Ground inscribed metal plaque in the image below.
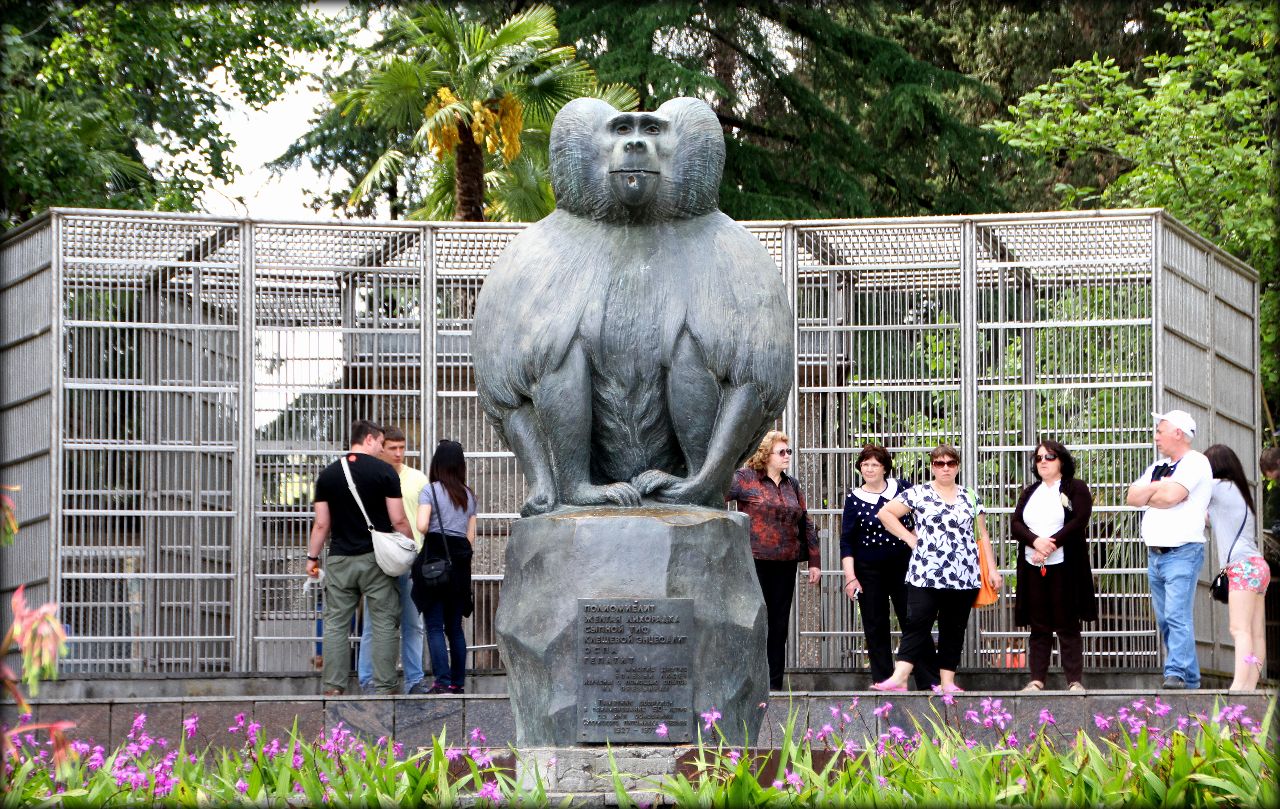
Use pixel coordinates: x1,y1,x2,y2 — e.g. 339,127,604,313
577,598,694,743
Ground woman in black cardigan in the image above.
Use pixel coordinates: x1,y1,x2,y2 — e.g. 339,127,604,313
1011,439,1096,691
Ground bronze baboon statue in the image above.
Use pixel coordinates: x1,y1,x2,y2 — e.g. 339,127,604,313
472,97,792,515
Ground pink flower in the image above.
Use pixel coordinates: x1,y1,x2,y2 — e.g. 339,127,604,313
771,780,783,790
1152,698,1172,718
235,779,248,794
1038,709,1055,725
182,715,198,740
228,713,246,734
1094,714,1111,730
1245,653,1260,666
727,749,741,765
130,713,147,739
445,747,462,761
477,779,502,803
873,702,892,718
655,723,668,738
700,708,722,729
471,727,487,743
964,710,980,724
876,775,888,788
941,691,956,706
950,756,959,769
785,769,803,790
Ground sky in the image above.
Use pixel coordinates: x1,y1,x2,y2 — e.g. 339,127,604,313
183,2,387,222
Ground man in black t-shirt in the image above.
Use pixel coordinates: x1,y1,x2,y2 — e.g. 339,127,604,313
306,420,413,695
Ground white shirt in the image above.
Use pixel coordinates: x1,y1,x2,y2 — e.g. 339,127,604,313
1134,450,1213,547
1022,479,1066,566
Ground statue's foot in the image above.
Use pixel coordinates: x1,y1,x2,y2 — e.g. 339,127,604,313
631,469,682,495
567,481,642,508
520,488,557,517
647,477,720,507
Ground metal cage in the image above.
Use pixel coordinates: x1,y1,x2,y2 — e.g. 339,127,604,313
0,208,1260,678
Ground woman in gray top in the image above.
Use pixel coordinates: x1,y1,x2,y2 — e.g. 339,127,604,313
412,440,478,694
1205,444,1266,691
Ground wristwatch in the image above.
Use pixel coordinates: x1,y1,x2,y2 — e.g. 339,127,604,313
306,555,320,562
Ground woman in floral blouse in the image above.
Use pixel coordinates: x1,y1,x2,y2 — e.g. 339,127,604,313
872,444,1001,692
727,430,820,690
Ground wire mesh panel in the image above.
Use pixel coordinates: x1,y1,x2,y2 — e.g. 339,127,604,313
970,215,1159,671
431,224,524,671
0,216,56,617
789,222,965,673
57,213,243,672
251,222,425,671
0,208,1260,678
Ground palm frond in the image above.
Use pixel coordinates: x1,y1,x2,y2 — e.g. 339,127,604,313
348,148,407,208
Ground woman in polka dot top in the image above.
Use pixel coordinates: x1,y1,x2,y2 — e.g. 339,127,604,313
839,444,922,687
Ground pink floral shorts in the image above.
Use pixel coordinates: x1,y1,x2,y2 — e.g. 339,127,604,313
1226,556,1270,594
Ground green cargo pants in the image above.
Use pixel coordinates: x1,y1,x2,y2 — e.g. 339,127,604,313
322,552,400,694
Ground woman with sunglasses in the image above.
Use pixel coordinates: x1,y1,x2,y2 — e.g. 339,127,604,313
728,430,820,690
1011,440,1095,692
872,444,1000,692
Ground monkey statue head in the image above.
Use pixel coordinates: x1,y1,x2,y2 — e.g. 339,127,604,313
550,97,725,223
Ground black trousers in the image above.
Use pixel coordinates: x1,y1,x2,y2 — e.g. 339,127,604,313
1022,562,1084,683
754,559,798,690
897,585,979,674
853,555,911,683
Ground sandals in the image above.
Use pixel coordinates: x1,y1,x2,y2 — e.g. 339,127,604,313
870,680,907,692
1021,681,1044,691
1068,682,1086,692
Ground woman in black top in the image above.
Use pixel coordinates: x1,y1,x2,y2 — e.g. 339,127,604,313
1011,440,1095,692
839,445,923,686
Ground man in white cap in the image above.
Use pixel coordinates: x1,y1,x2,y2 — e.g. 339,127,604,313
1126,409,1213,689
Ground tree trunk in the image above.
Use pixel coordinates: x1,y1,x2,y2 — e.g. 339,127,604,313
453,123,485,221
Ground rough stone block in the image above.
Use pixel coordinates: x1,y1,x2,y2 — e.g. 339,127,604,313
496,506,768,747
253,699,324,745
464,695,517,749
179,698,253,751
110,699,184,747
325,696,393,742
394,695,464,751
46,701,112,747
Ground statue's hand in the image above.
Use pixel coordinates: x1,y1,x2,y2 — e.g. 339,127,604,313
641,475,720,508
631,469,682,496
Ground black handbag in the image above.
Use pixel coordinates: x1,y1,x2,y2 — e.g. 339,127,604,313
1210,513,1247,604
414,484,454,598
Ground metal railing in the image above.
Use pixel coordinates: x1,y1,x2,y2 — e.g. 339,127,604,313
0,208,1260,677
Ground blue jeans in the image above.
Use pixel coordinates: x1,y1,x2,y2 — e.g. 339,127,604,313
423,597,467,689
357,573,425,690
1148,542,1205,688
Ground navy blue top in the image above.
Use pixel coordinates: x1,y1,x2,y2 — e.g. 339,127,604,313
839,478,913,564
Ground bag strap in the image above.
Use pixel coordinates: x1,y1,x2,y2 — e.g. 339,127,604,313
340,456,376,531
426,482,453,563
1220,512,1248,571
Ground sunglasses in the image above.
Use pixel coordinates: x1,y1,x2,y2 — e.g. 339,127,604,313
931,459,959,468
1034,452,1058,462
775,448,794,456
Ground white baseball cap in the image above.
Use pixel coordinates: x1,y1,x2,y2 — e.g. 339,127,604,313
1152,409,1197,437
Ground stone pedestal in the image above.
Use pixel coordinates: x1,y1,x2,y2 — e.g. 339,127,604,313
495,506,768,747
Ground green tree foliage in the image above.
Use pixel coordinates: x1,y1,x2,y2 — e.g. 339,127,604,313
333,3,635,222
879,0,1187,211
0,2,340,230
552,0,1009,220
987,0,1278,434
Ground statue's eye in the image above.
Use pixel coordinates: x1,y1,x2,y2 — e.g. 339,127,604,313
644,124,661,135
615,123,632,135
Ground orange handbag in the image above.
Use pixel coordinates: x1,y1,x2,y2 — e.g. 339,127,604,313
973,537,999,607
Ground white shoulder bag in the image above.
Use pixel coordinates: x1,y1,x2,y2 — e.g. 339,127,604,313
340,457,416,577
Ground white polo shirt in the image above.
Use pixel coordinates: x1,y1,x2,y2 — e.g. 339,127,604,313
1134,449,1213,547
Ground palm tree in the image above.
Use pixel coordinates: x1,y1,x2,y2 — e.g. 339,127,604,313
340,3,631,222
